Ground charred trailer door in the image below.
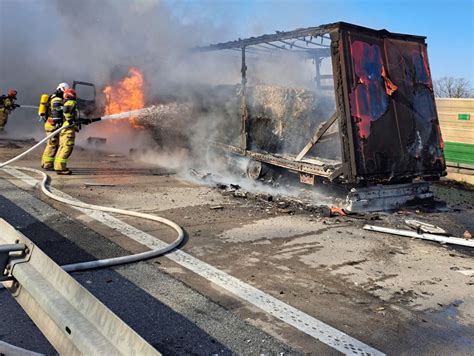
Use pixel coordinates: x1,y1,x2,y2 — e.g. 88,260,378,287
335,23,446,184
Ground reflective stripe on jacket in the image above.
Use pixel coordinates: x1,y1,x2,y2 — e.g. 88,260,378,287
63,99,78,123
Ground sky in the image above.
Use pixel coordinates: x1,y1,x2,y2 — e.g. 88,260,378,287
0,0,472,97
169,0,474,81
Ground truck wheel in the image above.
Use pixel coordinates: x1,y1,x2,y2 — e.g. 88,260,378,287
246,160,265,180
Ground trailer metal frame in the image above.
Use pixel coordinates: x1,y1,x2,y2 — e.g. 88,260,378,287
196,22,445,185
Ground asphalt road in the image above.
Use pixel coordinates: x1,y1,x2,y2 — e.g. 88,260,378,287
0,138,473,355
0,177,296,355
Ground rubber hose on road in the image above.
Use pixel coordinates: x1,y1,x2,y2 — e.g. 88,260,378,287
0,124,185,273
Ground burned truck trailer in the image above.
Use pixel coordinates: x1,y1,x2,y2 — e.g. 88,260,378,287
193,22,446,210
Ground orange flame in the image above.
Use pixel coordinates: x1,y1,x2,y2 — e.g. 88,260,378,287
103,67,145,127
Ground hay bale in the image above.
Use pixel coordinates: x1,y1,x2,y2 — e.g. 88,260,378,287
136,84,336,155
136,103,194,147
247,85,335,154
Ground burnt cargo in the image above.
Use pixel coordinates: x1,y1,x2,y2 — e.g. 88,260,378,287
192,22,446,185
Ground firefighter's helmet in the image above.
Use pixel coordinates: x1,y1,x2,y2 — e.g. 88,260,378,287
56,82,70,92
63,88,77,100
7,89,17,98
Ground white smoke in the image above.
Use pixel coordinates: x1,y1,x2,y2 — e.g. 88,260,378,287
1,0,337,205
0,0,231,137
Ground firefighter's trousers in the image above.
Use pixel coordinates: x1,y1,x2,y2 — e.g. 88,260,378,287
41,122,59,168
54,126,76,171
0,111,9,131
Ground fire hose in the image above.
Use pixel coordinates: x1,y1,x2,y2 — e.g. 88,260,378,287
0,108,185,274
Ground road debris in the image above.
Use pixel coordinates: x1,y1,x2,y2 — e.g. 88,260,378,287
83,182,116,187
0,138,37,150
463,230,472,239
210,205,224,210
190,168,211,180
330,206,347,216
364,225,474,248
216,183,227,190
405,219,448,235
86,137,107,147
233,191,247,198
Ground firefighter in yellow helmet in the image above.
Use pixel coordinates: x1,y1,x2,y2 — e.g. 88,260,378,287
0,89,19,132
54,88,78,175
41,83,69,170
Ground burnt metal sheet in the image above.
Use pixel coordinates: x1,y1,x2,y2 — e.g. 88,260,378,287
338,25,446,183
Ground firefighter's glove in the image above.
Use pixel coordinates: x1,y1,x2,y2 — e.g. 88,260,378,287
71,121,82,132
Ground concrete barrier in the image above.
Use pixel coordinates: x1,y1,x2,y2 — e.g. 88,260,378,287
437,98,474,184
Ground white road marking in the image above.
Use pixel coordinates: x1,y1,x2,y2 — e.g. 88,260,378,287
1,167,384,355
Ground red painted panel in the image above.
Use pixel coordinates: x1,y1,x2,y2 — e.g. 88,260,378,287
349,41,398,139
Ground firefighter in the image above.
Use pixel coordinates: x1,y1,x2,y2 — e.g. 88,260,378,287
54,88,78,175
41,83,69,170
0,89,19,131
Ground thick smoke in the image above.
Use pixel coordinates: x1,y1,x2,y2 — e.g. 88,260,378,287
0,0,231,136
1,0,338,201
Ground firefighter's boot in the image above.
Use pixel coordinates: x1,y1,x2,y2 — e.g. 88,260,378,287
56,168,72,175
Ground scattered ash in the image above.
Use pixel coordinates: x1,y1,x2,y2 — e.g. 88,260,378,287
210,179,385,222
433,178,474,192
431,180,474,211
217,181,328,216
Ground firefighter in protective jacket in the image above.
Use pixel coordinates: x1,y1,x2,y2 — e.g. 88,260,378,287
0,89,19,131
41,83,69,169
54,88,78,175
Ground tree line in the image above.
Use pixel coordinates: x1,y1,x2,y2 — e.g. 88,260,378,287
433,77,473,98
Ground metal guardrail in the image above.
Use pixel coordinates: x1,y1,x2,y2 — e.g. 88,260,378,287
446,161,474,172
0,340,44,356
0,218,160,355
0,243,27,282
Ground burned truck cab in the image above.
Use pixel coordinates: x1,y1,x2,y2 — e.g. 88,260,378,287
197,22,446,211
72,81,97,117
